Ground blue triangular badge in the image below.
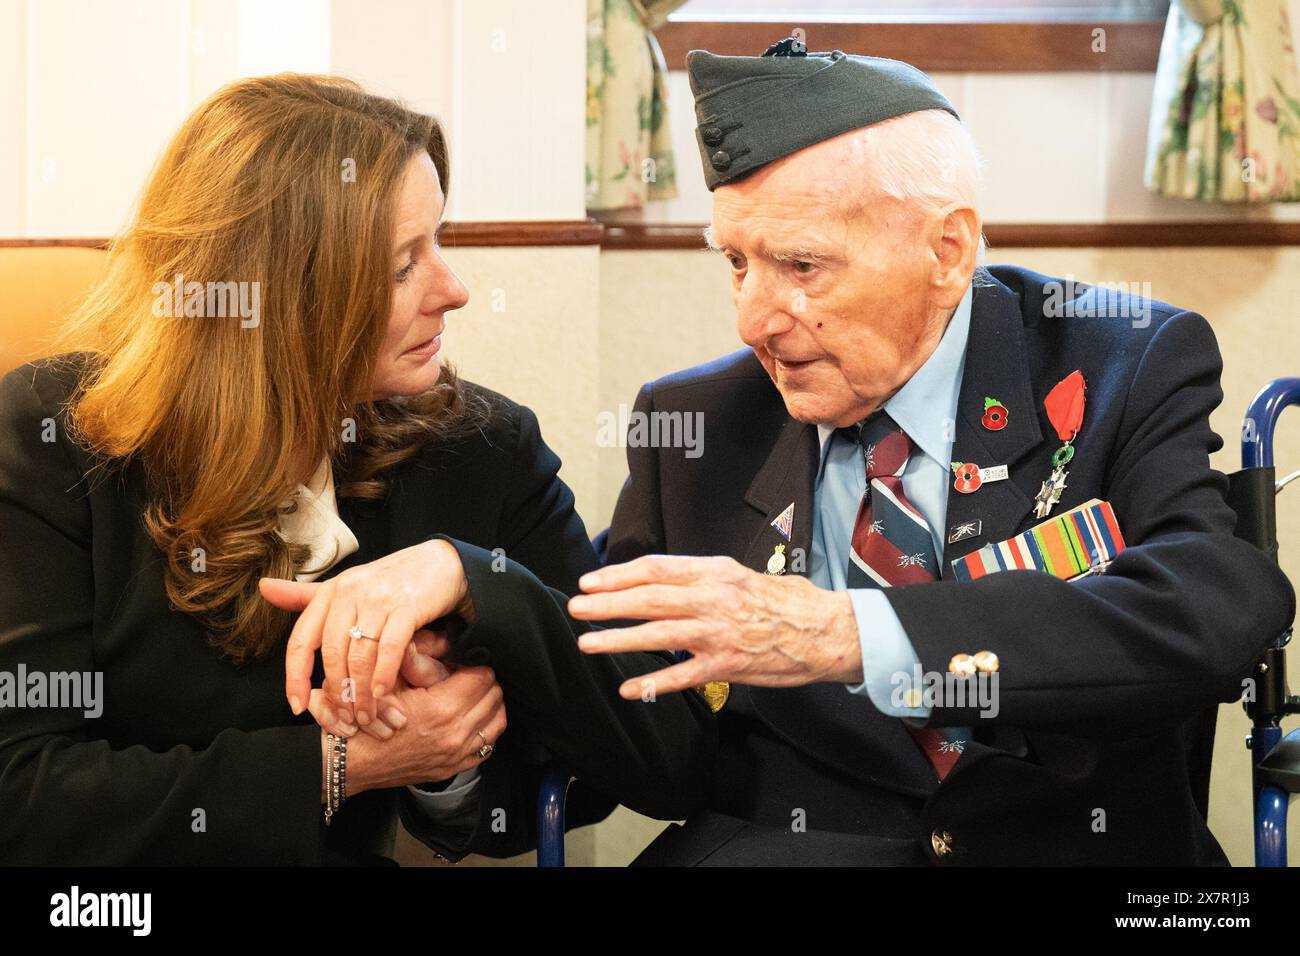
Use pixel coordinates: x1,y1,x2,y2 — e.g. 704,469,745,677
770,502,794,541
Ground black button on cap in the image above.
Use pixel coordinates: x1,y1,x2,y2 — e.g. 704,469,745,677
701,125,724,146
711,150,731,170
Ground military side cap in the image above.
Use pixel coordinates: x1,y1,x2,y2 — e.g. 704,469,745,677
687,36,960,190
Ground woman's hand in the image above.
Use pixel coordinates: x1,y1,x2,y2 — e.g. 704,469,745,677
259,539,475,728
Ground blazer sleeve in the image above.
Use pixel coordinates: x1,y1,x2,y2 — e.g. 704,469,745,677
886,312,1296,738
0,368,327,865
399,401,716,861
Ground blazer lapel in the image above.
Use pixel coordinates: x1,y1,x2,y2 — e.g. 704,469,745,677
727,415,816,740
933,275,1049,766
940,276,1046,577
741,415,818,577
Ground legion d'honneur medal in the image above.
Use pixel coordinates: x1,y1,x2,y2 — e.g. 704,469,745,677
1034,370,1086,519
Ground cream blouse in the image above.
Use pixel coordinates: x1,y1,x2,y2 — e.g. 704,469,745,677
277,457,359,581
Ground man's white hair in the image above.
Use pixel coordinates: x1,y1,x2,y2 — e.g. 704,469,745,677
846,108,990,273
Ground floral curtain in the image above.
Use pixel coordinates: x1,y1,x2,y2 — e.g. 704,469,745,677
1145,0,1300,202
586,0,687,211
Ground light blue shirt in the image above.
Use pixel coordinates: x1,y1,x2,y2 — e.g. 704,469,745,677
807,281,974,725
406,768,480,816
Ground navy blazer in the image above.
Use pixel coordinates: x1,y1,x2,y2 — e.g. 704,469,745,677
600,264,1296,866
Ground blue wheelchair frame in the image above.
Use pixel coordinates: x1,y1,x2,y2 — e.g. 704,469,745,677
1241,378,1300,867
533,379,1300,868
536,767,570,867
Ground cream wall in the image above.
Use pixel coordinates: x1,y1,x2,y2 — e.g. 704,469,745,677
0,0,587,233
443,245,603,534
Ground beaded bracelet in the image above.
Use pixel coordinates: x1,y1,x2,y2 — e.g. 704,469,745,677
323,732,348,826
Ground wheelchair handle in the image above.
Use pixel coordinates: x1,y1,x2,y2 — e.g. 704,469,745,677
1243,377,1300,469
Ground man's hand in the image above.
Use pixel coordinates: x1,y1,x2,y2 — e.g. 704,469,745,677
335,663,506,796
568,555,863,699
305,629,452,738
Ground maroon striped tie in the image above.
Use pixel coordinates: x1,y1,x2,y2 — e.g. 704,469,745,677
843,411,960,781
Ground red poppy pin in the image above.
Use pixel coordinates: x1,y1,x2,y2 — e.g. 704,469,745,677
951,461,983,494
981,396,1008,431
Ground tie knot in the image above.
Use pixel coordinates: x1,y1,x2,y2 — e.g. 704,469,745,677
843,409,912,478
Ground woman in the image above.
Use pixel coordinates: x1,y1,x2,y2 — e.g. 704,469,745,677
0,74,713,865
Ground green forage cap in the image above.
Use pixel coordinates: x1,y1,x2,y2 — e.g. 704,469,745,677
687,36,959,190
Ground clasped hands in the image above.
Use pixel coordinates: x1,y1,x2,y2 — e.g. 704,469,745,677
259,539,505,795
259,544,864,793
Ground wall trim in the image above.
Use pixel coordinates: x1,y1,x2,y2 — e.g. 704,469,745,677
7,220,1300,251
442,220,604,246
655,20,1165,73
0,220,606,251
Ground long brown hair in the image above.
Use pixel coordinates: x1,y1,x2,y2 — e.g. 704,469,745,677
48,73,489,664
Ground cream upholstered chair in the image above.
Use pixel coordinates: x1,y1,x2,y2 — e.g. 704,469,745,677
0,243,108,375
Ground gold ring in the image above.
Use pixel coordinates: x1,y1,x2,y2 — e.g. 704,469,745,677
476,730,494,760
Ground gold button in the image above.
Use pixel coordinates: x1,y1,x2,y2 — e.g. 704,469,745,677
931,829,954,857
903,687,923,708
972,650,1000,673
948,653,976,678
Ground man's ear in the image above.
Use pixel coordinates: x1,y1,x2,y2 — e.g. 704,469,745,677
930,205,980,306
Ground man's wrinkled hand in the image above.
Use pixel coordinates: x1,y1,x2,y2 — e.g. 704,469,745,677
568,554,863,699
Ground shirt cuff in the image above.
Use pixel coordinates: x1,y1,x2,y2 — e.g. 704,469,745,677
843,589,931,720
405,768,483,817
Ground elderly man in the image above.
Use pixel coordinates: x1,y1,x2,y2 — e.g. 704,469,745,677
570,39,1295,865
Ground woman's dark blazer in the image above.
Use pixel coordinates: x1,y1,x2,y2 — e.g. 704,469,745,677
0,353,716,865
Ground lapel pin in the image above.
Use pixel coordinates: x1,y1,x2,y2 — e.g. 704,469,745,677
951,461,1009,494
948,519,983,544
697,680,730,713
981,396,1009,431
1034,370,1086,519
770,502,794,541
766,543,787,575
765,502,794,575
